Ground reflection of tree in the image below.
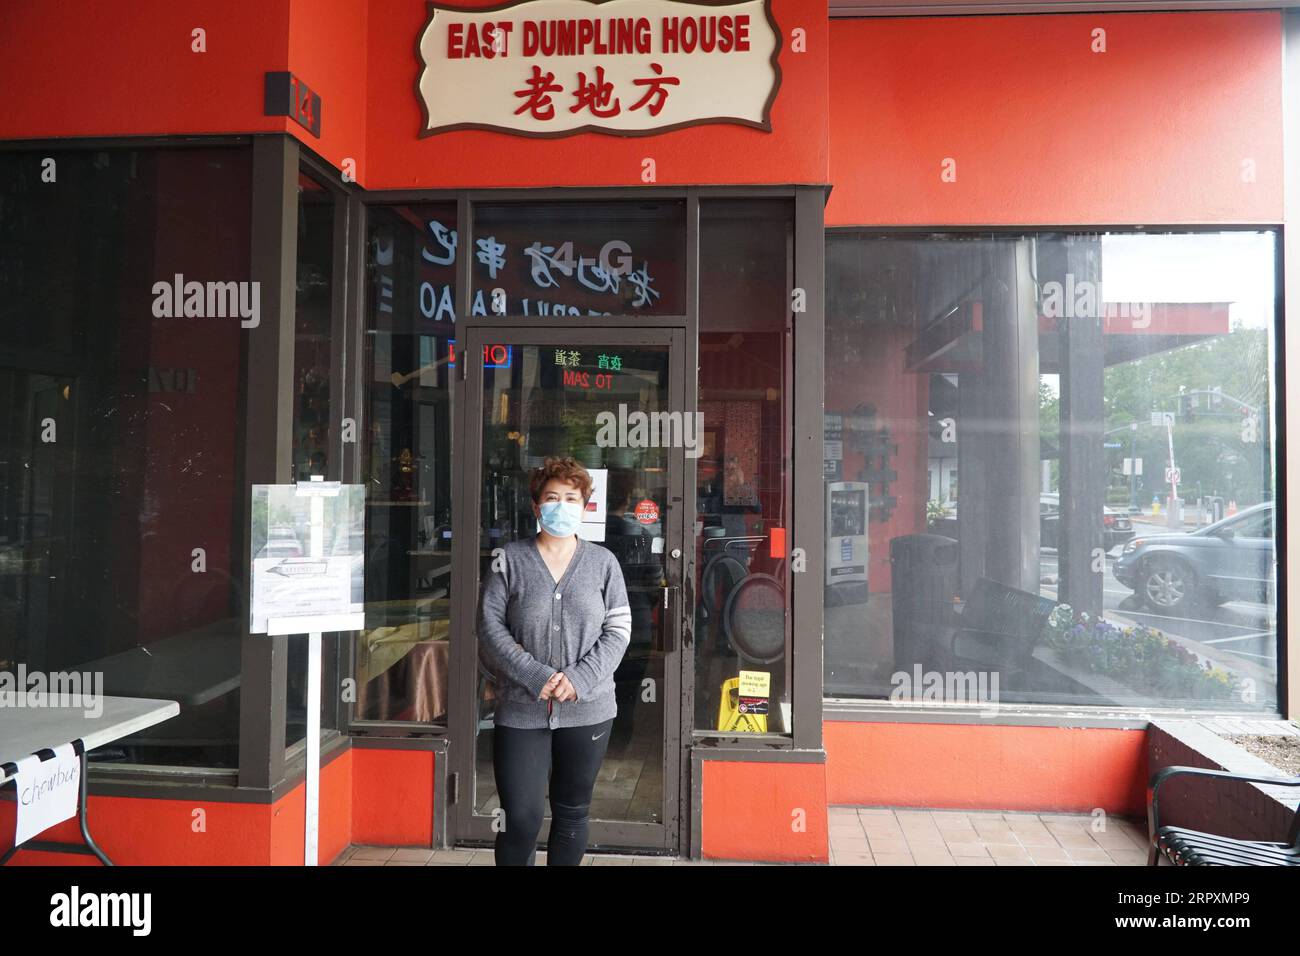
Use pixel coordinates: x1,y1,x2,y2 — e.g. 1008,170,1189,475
253,487,364,556
1103,328,1271,506
251,493,269,551
268,499,296,527
1040,329,1272,507
482,426,519,472
560,405,598,453
1039,379,1060,491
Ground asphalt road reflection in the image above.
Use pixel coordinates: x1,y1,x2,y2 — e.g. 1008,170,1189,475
1037,549,1276,669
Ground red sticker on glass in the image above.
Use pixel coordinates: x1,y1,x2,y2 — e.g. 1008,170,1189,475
769,526,786,558
634,499,659,524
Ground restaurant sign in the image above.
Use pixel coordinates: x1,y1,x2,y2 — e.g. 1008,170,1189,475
416,0,781,137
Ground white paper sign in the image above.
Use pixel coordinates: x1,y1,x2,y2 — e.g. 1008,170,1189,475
577,467,608,542
249,484,365,634
584,468,608,523
251,556,359,633
417,0,780,137
13,744,80,846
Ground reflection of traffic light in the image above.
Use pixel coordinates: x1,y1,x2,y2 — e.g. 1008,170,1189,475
1178,393,1196,423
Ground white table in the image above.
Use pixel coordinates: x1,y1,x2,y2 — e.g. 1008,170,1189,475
80,624,241,706
1,696,179,865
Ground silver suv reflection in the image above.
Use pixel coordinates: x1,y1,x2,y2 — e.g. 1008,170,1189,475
1112,502,1275,615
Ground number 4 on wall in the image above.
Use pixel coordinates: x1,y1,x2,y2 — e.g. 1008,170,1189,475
265,71,322,138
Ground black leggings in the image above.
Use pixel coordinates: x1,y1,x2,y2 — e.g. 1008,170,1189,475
492,717,614,866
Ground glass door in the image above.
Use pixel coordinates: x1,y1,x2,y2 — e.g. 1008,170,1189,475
452,325,686,853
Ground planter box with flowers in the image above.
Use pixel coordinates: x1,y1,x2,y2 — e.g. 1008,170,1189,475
1040,604,1241,704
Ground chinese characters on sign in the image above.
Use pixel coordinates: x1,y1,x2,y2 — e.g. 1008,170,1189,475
554,350,624,389
514,61,680,121
417,0,779,137
395,220,660,321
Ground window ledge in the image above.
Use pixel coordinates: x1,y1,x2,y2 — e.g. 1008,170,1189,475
823,697,1283,730
85,731,352,802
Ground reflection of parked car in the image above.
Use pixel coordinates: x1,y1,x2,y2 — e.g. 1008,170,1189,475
260,525,304,559
1113,502,1275,615
1039,494,1134,551
928,496,1134,551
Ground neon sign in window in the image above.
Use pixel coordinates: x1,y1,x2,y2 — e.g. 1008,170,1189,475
448,340,512,368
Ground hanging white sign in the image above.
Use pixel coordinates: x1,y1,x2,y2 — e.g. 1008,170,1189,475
249,483,366,635
416,0,781,138
577,467,608,541
13,744,81,846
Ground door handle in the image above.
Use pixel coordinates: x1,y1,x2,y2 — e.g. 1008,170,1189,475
660,585,679,653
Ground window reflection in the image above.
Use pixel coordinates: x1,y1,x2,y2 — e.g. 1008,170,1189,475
694,199,795,733
471,201,686,315
824,231,1279,711
357,204,458,723
286,171,337,748
0,147,253,767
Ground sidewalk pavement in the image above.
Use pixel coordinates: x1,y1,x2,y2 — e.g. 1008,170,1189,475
333,808,1149,866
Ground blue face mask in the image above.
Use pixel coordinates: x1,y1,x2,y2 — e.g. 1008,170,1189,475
538,500,583,537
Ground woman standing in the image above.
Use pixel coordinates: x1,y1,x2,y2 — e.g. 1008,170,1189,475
477,456,632,865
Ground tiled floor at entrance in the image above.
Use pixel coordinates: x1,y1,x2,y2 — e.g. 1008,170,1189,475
332,808,1149,865
472,687,665,823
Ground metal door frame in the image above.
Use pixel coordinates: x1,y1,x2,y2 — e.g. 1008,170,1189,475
449,323,689,853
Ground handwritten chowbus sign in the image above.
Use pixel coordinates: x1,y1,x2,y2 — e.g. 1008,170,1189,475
416,0,781,137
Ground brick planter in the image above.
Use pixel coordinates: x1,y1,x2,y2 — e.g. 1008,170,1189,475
1147,719,1299,843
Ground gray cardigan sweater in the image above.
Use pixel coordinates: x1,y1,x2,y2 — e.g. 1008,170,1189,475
477,536,632,729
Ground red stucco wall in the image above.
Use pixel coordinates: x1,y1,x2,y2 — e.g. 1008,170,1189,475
828,11,1283,226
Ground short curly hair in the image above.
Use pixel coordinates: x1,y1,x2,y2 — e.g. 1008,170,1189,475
529,456,594,504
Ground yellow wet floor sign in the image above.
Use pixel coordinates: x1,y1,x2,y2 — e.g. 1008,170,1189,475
717,674,769,733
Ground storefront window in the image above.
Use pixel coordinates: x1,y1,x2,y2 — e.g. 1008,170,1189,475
286,170,338,748
694,198,795,733
824,230,1279,712
0,146,253,767
291,172,334,482
357,203,458,722
471,201,686,315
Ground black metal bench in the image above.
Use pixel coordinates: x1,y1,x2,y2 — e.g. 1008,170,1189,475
1147,766,1300,865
